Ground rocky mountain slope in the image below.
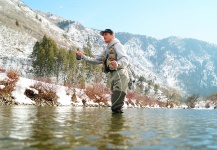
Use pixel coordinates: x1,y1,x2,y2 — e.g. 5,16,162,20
115,33,217,96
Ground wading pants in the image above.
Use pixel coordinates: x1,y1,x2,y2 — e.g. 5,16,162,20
110,69,129,113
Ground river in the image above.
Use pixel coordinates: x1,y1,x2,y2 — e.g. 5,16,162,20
0,106,217,150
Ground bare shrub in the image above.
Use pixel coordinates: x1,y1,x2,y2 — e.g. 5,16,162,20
205,93,217,102
126,91,167,107
25,81,59,106
167,100,180,108
0,68,6,73
205,93,217,108
186,94,199,108
6,69,20,81
85,84,111,105
126,91,136,102
134,94,150,106
0,69,20,95
205,102,210,108
157,100,167,107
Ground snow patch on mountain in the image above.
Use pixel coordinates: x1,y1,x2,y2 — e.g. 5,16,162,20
0,24,36,58
125,38,153,69
63,22,105,53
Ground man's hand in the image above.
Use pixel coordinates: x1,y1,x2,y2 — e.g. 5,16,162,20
109,61,118,68
76,51,84,57
76,51,84,60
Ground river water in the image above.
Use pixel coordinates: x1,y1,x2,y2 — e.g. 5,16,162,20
0,106,217,150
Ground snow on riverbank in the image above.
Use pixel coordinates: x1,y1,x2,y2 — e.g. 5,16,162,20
0,72,215,109
0,72,104,106
12,77,34,104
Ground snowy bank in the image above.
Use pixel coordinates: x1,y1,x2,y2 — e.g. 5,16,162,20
1,72,216,109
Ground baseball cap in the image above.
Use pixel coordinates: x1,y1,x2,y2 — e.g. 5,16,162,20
100,29,114,36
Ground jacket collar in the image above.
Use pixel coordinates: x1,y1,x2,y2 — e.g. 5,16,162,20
107,38,120,48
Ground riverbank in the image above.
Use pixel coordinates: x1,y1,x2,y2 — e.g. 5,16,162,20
1,72,216,109
0,71,166,108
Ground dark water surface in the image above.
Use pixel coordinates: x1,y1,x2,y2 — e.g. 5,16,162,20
0,106,217,150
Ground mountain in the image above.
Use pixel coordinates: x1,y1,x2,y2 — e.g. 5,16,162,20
0,0,79,76
115,33,217,96
1,0,217,97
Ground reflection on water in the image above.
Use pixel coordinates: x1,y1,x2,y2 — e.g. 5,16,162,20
0,106,217,150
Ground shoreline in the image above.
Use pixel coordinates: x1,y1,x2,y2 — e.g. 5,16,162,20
1,99,216,110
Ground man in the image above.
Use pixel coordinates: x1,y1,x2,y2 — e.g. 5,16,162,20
76,29,129,113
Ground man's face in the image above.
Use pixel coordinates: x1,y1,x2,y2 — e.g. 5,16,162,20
103,32,114,43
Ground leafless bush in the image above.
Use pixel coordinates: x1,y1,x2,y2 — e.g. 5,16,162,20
0,69,20,95
186,94,199,108
85,84,111,105
126,91,136,102
126,91,167,107
25,81,59,106
6,69,20,80
167,100,180,108
205,102,210,108
205,93,217,102
0,68,6,73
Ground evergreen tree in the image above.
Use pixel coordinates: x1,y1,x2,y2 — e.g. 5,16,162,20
83,42,95,80
31,35,58,77
15,20,19,26
55,48,64,81
154,84,159,93
67,49,77,85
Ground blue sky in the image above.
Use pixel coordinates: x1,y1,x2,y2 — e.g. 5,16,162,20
21,0,217,44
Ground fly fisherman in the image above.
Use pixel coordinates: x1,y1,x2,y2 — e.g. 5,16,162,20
76,29,129,114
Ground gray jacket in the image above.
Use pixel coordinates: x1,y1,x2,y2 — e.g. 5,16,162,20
83,38,129,69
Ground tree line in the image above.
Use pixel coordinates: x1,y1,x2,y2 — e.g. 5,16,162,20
31,35,103,87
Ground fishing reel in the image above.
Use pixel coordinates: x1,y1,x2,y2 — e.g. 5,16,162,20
76,54,82,60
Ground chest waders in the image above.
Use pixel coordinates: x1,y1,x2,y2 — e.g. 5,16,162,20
102,43,129,113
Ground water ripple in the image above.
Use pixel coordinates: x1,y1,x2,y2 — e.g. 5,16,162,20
1,106,217,149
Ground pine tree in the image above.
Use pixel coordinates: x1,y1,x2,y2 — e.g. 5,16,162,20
67,49,78,85
15,20,19,26
31,35,58,77
83,43,94,80
154,84,159,93
33,46,46,76
54,49,64,81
